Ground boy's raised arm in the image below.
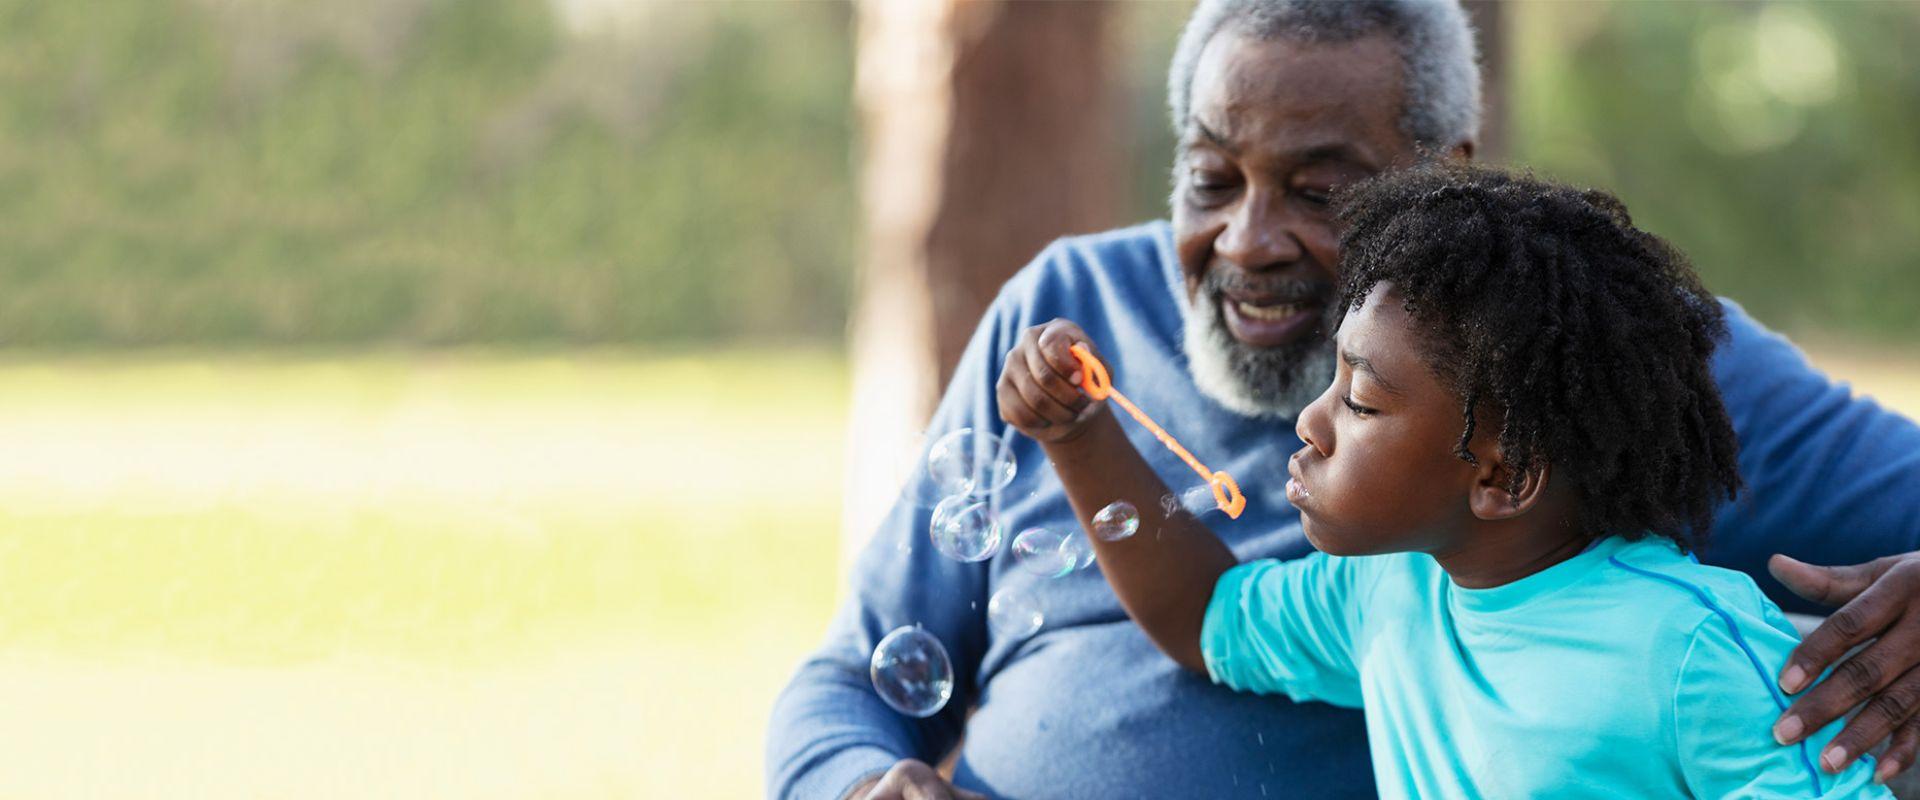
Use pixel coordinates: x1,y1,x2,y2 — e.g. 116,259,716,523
996,320,1238,672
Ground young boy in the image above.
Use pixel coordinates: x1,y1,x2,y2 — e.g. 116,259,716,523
997,165,1888,798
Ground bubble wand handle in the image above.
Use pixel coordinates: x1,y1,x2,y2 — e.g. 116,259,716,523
1068,343,1246,519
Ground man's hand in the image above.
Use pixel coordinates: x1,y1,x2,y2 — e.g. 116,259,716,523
1769,553,1920,783
996,319,1108,445
844,759,988,800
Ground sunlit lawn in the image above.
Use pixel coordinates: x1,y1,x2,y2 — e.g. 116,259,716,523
0,344,1913,799
0,350,845,799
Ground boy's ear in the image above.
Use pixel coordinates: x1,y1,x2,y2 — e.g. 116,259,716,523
1468,455,1550,522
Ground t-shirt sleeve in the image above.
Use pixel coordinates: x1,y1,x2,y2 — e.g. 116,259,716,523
1199,552,1376,708
1674,610,1891,799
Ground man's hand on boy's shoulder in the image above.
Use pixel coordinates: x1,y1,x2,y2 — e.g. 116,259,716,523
1769,552,1920,782
997,318,1111,446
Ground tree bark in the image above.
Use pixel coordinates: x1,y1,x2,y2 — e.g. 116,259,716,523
842,0,1120,559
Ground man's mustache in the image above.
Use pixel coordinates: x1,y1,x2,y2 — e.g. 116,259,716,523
1200,270,1334,303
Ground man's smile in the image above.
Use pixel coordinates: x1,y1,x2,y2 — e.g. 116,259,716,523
1211,276,1332,348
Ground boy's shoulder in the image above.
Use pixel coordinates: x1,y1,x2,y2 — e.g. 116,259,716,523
1592,538,1799,664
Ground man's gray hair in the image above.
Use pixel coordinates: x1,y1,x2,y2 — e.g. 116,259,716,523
1167,0,1482,150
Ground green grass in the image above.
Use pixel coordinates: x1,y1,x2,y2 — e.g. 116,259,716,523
0,349,846,798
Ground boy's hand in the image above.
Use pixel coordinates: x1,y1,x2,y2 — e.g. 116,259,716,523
997,319,1109,445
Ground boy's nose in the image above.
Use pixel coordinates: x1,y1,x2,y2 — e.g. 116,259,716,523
1296,387,1334,457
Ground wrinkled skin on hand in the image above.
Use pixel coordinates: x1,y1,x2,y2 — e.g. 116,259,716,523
1770,553,1920,783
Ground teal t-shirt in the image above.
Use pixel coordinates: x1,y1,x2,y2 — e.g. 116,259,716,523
1201,536,1889,799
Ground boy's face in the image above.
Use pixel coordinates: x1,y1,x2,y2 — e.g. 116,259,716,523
1287,285,1482,556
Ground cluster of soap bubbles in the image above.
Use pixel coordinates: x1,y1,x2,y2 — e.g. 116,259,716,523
874,430,1169,716
919,428,1017,562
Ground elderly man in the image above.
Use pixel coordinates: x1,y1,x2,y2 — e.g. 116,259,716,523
769,2,1920,798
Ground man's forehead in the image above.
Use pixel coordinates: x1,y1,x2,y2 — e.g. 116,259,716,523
1185,31,1406,161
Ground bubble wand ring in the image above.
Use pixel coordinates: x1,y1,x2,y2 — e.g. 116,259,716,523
1068,343,1246,519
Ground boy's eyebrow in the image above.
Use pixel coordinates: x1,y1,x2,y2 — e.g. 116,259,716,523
1342,349,1404,397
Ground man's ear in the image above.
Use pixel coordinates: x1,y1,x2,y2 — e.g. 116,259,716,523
1468,456,1549,521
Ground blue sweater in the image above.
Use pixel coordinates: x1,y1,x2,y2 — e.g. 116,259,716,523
766,221,1920,800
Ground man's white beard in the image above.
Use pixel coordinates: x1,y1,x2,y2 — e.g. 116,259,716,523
1182,288,1336,420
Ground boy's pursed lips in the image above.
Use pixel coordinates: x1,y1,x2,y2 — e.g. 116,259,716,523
1286,450,1313,506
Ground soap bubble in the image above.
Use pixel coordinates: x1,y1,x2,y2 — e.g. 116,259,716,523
930,495,1003,562
1160,492,1183,518
1010,527,1076,578
1182,484,1219,516
926,427,1016,498
987,587,1044,638
870,625,955,718
1165,484,1220,519
1092,501,1141,542
1061,529,1096,571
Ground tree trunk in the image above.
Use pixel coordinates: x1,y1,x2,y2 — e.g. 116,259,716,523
841,0,1120,560
1462,0,1508,161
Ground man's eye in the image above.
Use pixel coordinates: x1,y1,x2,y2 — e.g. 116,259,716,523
1342,395,1375,417
1297,186,1333,207
1187,171,1236,197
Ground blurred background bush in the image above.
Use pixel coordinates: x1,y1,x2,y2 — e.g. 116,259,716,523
1,1,1915,798
4,1,1916,348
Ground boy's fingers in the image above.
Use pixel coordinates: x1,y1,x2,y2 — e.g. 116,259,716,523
1036,323,1090,380
1024,341,1088,410
996,370,1047,430
1009,356,1080,425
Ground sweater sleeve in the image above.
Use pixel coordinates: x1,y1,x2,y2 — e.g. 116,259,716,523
1701,299,1920,614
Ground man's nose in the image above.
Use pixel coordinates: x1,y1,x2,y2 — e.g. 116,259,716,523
1215,191,1305,272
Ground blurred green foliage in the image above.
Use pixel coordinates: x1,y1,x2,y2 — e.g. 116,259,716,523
1512,1,1920,341
0,0,853,346
0,1,1913,348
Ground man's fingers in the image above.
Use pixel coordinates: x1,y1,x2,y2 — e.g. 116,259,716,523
1877,715,1920,784
1778,606,1920,743
1809,659,1920,773
1780,568,1913,695
902,784,952,800
862,760,953,800
1771,554,1884,609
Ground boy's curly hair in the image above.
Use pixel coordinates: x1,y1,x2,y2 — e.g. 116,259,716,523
1333,164,1742,549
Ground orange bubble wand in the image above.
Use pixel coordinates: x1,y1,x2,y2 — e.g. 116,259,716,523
1068,343,1246,519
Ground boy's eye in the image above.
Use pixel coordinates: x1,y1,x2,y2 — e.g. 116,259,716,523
1342,395,1375,417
